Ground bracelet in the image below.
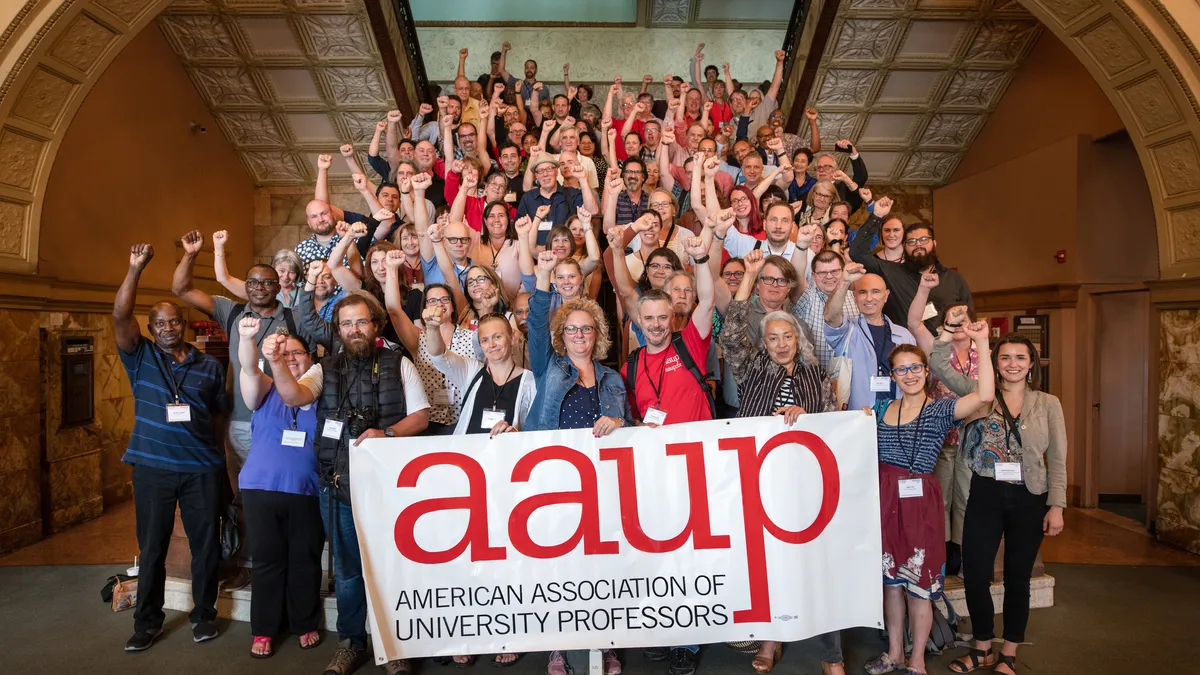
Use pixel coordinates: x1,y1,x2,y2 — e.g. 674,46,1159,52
713,232,726,241
692,254,711,265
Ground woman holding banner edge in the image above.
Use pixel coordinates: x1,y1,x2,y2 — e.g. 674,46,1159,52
864,327,993,675
525,246,632,675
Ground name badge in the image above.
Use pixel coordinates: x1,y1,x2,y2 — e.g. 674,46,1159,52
870,376,892,392
538,220,554,231
166,404,191,423
480,408,506,429
995,462,1023,482
432,389,452,406
898,478,924,499
921,302,938,322
281,429,307,447
643,407,668,426
322,418,344,440
258,358,266,372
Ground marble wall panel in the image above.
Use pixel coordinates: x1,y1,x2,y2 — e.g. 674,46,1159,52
1157,309,1200,554
47,452,103,532
1156,466,1200,555
1160,360,1200,421
1161,309,1200,363
1158,414,1200,476
0,359,42,417
0,468,42,552
0,414,41,475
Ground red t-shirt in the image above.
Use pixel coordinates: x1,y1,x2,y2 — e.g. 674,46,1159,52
620,320,713,424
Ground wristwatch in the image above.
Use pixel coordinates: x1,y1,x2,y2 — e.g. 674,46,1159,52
384,428,396,438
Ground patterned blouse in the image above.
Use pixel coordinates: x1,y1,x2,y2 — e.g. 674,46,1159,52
415,327,475,426
930,343,978,448
963,408,1026,483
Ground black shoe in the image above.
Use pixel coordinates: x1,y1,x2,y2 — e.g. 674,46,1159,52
125,628,163,652
644,647,670,662
946,541,962,577
667,649,698,675
192,620,219,643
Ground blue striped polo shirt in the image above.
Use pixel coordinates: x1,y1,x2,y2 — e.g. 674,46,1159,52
119,336,228,473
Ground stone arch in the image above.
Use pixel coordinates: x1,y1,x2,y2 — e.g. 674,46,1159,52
0,0,174,274
1017,0,1200,278
2,0,1200,277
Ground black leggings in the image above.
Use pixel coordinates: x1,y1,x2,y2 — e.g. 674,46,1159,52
961,473,1047,644
243,489,325,637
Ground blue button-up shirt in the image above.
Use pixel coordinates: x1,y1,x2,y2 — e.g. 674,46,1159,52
824,314,915,411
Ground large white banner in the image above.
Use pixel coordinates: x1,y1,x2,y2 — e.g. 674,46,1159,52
351,412,882,662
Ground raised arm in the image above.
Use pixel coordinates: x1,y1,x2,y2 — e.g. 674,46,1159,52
383,249,420,356
514,215,536,277
114,244,153,353
721,250,764,383
339,143,364,176
328,222,366,291
824,261,864,328
447,160,469,224
907,269,939,355
602,168,620,233
296,262,333,349
315,153,332,203
805,107,821,152
428,222,469,312
172,230,216,317
369,118,386,164
606,223,641,314
952,322,995,420
706,210,734,314
456,47,468,80
530,82,544,126
422,304,449,357
498,41,513,80
236,316,272,411
263,333,315,407
659,134,676,191
410,172,435,262
578,206,601,277
849,197,890,273
766,50,785,103
682,233,715,337
211,231,248,300
384,110,402,168
562,62,571,100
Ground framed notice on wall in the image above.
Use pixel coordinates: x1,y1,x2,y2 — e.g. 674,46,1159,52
989,316,1009,339
1015,314,1051,392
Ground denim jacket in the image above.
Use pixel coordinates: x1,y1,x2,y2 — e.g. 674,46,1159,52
524,289,632,431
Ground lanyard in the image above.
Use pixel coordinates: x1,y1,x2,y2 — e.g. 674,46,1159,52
996,393,1023,456
152,345,193,404
484,362,518,407
858,321,890,376
895,395,927,475
287,406,300,431
641,348,668,407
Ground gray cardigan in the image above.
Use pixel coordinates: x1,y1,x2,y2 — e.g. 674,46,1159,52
930,340,1068,508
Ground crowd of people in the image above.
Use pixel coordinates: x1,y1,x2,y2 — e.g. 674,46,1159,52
114,41,1068,675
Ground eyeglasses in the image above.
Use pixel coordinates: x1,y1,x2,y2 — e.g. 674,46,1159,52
426,296,453,306
814,192,834,199
721,271,745,279
338,319,372,329
892,364,926,376
534,167,556,175
647,263,675,272
282,350,309,359
758,275,789,287
813,269,843,278
465,276,493,288
512,308,530,316
731,197,750,205
445,236,471,245
245,279,280,289
563,325,594,335
905,236,933,246
649,201,672,209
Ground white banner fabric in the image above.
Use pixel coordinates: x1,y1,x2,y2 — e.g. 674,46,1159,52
350,412,883,662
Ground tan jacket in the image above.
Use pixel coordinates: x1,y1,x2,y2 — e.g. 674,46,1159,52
931,340,1068,508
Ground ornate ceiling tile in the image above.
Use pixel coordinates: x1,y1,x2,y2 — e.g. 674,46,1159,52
809,0,1041,185
48,12,119,74
160,2,399,186
159,15,240,60
651,0,692,25
830,19,901,63
815,69,878,106
1150,137,1200,198
93,0,160,26
1076,16,1146,78
1117,75,1183,136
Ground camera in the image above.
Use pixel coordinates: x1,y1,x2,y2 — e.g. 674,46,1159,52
345,406,378,439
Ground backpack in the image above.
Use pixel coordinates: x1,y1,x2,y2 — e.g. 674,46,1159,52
899,595,964,655
625,331,715,419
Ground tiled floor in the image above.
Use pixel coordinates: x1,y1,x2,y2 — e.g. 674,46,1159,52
2,500,1197,567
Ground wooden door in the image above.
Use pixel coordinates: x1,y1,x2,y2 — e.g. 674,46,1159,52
1095,291,1149,498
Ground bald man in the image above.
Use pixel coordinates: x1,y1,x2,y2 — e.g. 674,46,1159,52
115,244,229,652
823,263,915,411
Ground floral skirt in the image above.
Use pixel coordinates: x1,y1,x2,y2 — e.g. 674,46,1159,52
879,462,946,600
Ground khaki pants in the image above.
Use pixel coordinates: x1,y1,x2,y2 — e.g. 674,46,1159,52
933,441,973,544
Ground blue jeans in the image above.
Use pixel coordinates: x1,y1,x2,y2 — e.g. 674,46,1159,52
320,488,368,649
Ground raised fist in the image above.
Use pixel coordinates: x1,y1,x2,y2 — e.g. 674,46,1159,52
535,204,551,220
437,96,448,110
874,196,894,218
237,315,261,338
262,333,288,363
375,120,387,132
459,48,469,59
385,249,405,268
339,144,354,157
775,49,786,62
843,262,866,284
410,172,432,191
129,244,154,269
348,222,369,239
212,230,228,249
373,208,395,222
536,250,557,273
181,230,204,255
306,260,324,285
351,173,367,190
388,110,402,123
422,305,445,327
335,221,349,237
804,107,818,121
419,103,433,116
920,268,940,290
682,235,707,259
317,154,332,170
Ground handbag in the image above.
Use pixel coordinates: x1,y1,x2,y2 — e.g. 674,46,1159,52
827,336,853,410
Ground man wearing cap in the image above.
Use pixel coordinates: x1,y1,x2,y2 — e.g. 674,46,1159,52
516,153,600,246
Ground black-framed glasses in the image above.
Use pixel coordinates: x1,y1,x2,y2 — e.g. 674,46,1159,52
813,269,843,278
445,236,471,245
905,236,932,246
564,325,595,335
426,296,453,306
721,271,745,279
465,276,493,288
338,319,372,329
245,279,280,289
758,275,789,287
647,263,675,272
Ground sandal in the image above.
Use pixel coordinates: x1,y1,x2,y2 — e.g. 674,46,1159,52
299,630,322,650
453,655,478,668
492,653,523,668
751,642,782,674
864,653,905,675
994,654,1017,674
949,649,995,673
250,636,273,659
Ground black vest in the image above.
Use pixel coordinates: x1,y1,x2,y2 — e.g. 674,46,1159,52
316,346,409,503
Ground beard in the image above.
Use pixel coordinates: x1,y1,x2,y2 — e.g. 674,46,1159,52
343,331,377,358
903,247,940,274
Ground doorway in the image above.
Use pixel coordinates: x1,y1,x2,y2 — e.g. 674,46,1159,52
1093,290,1151,526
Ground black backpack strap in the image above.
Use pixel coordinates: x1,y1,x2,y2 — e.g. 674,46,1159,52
462,366,488,408
224,302,247,340
671,331,715,417
625,346,643,419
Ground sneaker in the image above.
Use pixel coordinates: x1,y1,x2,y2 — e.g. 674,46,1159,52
220,567,253,592
667,648,698,675
324,642,369,675
547,650,569,675
643,647,670,662
192,621,219,643
124,628,163,652
604,650,622,675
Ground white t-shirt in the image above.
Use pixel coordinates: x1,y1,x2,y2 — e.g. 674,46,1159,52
298,355,430,416
723,226,797,262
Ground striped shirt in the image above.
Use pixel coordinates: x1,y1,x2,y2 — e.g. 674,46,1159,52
119,337,228,473
876,397,958,474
